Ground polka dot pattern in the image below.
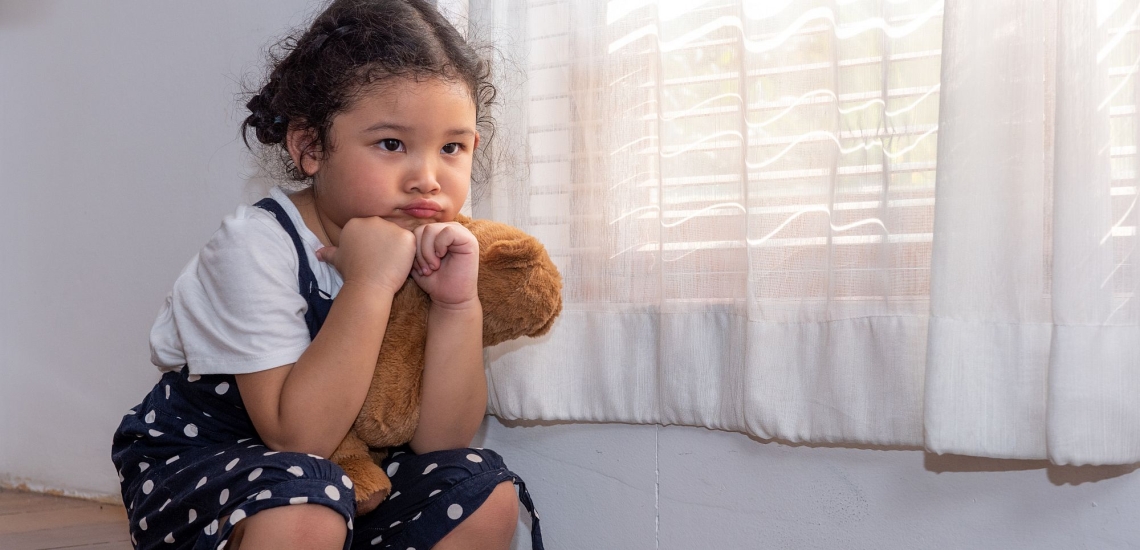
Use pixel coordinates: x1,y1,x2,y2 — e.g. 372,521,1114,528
447,503,463,520
116,373,545,550
229,509,246,524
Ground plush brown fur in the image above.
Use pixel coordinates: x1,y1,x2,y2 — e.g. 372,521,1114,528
328,215,563,506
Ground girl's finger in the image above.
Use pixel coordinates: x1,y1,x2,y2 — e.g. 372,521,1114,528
315,246,336,263
434,226,453,266
413,225,431,275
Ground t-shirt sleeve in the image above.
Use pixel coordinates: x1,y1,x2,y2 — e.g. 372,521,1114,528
158,211,313,375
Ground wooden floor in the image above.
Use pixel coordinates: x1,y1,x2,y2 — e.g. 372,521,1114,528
0,489,131,550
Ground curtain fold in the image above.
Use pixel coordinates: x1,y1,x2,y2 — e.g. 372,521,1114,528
924,0,1050,460
1047,0,1140,465
928,0,1140,465
468,0,1140,464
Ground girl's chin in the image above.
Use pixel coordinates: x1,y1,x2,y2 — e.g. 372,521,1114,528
385,214,456,231
384,217,430,232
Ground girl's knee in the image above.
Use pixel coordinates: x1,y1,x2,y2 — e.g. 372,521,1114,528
481,481,520,526
227,503,347,549
466,482,520,538
434,482,519,550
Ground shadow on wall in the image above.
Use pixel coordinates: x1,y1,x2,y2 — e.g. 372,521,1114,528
0,0,55,28
924,453,1139,485
496,419,1139,486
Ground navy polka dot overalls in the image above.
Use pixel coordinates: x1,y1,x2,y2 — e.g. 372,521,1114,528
112,197,544,550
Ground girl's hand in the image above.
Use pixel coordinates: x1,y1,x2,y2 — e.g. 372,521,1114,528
410,222,479,307
316,217,415,294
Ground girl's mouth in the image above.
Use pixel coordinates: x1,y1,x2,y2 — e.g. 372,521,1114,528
402,208,440,219
401,199,442,219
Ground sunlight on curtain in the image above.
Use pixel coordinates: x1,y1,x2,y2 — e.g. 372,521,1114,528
466,0,1139,463
926,0,1140,465
471,0,943,447
1049,0,1140,465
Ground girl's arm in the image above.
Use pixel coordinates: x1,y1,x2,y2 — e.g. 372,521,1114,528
406,222,488,453
235,217,416,458
410,299,487,453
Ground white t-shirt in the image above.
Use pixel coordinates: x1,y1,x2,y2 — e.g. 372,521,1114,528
149,186,344,375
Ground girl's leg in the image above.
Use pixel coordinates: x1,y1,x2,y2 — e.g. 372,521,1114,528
431,481,519,550
224,504,347,550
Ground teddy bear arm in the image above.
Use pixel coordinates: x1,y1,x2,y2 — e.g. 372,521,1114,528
477,236,563,347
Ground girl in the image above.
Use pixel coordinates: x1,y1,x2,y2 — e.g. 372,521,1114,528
111,1,543,549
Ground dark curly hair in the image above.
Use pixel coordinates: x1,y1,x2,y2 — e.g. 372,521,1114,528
241,0,496,183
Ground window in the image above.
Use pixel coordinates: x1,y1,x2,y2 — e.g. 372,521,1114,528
505,0,943,314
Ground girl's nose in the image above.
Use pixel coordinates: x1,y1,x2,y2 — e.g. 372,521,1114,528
405,156,442,195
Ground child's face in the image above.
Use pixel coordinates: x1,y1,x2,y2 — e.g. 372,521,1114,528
302,77,479,232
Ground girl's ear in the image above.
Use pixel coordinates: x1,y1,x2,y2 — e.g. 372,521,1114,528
472,131,481,152
286,127,322,176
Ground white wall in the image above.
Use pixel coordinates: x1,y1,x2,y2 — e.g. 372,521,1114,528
477,419,1140,549
0,0,316,498
2,2,1139,548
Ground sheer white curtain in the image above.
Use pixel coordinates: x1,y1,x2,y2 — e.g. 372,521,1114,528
463,0,1140,465
927,0,1140,465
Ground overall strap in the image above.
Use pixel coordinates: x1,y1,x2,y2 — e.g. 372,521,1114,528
253,197,332,340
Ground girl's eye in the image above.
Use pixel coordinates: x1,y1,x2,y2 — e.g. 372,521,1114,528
378,139,404,152
441,143,461,155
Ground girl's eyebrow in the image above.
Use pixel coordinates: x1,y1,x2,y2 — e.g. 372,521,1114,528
362,122,412,134
362,122,474,137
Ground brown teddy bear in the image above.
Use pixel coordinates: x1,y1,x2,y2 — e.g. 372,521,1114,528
327,215,562,510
